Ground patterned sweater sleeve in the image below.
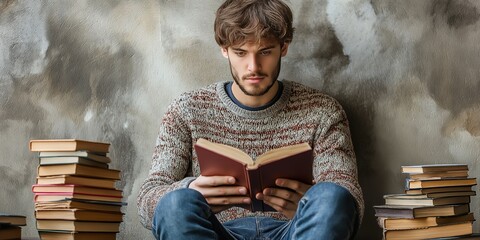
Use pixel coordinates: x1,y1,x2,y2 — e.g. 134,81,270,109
137,99,195,229
313,97,365,222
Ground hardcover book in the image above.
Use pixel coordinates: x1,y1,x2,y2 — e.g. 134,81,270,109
38,231,117,240
35,199,122,212
405,178,477,190
39,157,109,168
194,138,313,212
36,175,117,189
37,164,120,180
35,209,123,222
0,225,21,240
378,213,475,230
39,151,109,161
401,191,475,198
36,220,120,232
34,192,123,203
383,195,471,206
408,170,469,180
383,221,473,240
405,186,473,195
374,204,470,219
32,184,122,197
30,139,110,153
0,213,26,226
401,164,469,174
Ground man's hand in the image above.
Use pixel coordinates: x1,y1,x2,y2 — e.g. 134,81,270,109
256,178,312,219
188,175,251,213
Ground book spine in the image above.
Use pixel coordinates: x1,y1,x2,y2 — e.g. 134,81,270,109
258,170,276,212
247,169,263,212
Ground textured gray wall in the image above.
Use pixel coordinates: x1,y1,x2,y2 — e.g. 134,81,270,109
1,0,479,239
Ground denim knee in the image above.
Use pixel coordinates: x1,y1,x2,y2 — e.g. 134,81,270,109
152,189,208,236
154,188,204,215
301,182,359,222
306,182,355,205
153,188,206,227
306,182,359,230
288,182,359,239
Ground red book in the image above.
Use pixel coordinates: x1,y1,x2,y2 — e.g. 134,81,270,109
194,138,313,212
39,231,117,240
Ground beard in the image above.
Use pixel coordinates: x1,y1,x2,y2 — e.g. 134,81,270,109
228,57,282,96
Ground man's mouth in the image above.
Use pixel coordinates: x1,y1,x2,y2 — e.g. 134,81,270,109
245,77,264,84
244,74,266,82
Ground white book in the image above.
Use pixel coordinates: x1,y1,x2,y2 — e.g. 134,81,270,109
39,151,111,163
39,157,109,169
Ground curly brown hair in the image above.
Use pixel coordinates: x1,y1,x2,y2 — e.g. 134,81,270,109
214,0,294,47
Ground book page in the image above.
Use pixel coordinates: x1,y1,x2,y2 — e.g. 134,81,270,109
255,143,311,166
195,138,253,165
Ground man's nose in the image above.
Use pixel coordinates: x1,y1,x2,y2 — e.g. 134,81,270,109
247,55,261,72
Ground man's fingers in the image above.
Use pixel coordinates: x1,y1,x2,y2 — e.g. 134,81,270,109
196,175,236,187
201,186,248,197
275,178,311,195
257,193,296,211
263,188,302,203
206,196,251,205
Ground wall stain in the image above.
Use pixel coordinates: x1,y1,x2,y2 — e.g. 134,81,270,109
110,131,137,195
420,49,480,117
0,165,31,196
0,75,46,131
414,0,480,126
295,1,350,81
0,0,15,12
43,14,136,123
432,0,480,28
444,106,480,137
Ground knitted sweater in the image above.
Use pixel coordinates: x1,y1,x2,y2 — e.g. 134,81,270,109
137,80,364,229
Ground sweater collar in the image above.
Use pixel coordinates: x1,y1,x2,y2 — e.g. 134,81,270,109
217,80,292,119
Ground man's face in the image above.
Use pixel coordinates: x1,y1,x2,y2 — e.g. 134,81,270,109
222,39,289,102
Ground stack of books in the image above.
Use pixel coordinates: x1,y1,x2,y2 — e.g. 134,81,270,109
29,139,125,240
0,213,26,239
374,164,478,240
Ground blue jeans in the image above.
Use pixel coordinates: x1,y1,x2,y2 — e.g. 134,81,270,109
152,182,359,240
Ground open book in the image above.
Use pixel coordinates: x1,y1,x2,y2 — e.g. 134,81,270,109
194,138,313,212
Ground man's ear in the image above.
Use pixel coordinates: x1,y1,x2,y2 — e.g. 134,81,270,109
281,43,289,57
221,47,229,58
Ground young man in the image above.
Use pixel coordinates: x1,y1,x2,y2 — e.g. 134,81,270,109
137,0,364,239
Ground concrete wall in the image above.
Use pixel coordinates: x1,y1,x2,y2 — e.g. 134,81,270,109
1,0,479,239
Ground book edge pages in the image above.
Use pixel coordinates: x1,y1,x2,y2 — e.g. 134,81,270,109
195,138,253,165
401,164,469,173
255,142,311,166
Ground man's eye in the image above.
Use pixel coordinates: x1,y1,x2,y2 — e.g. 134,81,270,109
260,51,271,56
235,52,246,57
